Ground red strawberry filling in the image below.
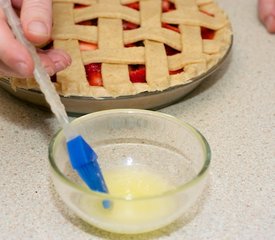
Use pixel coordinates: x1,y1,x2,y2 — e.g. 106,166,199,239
84,62,184,87
162,0,176,12
126,2,139,10
162,23,180,32
84,64,147,86
165,45,180,56
85,63,103,86
169,69,183,75
79,42,98,51
129,65,146,83
123,21,139,30
200,10,215,17
201,27,215,39
125,0,174,12
125,41,144,48
74,4,89,9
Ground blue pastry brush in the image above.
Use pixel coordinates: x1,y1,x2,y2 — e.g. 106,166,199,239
2,0,110,208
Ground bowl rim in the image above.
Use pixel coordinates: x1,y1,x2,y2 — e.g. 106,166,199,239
49,109,211,201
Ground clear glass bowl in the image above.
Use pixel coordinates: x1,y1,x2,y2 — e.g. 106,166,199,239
49,109,211,234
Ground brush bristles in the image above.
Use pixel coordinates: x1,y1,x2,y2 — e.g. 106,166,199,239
77,163,111,209
77,163,108,192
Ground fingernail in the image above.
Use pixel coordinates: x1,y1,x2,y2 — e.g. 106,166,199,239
54,61,67,72
16,62,29,76
27,21,49,36
264,16,275,32
60,52,72,66
45,66,55,76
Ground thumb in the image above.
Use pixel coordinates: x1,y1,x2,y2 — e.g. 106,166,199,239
20,0,52,44
258,0,275,33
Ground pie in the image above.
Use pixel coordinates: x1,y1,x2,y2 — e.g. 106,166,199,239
10,0,232,98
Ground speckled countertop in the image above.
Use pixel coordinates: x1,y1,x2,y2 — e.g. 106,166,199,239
0,0,274,239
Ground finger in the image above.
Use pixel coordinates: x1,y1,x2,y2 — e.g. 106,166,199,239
0,9,34,77
37,49,71,76
37,53,56,76
20,0,52,44
0,48,71,78
39,48,72,73
0,61,23,78
258,0,275,33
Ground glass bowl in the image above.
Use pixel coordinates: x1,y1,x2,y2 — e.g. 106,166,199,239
49,109,211,234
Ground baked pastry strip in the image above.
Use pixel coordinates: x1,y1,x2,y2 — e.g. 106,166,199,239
140,0,170,90
52,3,98,43
162,1,227,30
74,2,140,25
124,27,182,51
167,0,203,85
52,2,90,96
97,0,136,96
81,47,145,65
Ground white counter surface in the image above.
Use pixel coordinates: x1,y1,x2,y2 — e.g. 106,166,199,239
0,0,274,239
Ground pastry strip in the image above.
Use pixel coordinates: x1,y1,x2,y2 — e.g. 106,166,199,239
140,0,170,90
98,0,136,96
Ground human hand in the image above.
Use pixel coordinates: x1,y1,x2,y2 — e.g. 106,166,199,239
0,0,71,78
258,0,275,33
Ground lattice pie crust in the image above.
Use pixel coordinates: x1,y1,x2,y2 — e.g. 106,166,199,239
11,0,232,98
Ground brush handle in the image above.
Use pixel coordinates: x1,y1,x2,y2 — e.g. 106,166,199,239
1,0,70,128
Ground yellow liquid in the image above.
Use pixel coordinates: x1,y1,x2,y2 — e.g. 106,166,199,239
81,167,178,233
105,167,171,199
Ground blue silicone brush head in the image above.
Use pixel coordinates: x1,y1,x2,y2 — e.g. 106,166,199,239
66,135,111,208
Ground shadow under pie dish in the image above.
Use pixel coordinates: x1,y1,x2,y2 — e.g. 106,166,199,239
2,0,232,113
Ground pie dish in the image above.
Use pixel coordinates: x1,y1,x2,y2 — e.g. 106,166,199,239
8,0,232,99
